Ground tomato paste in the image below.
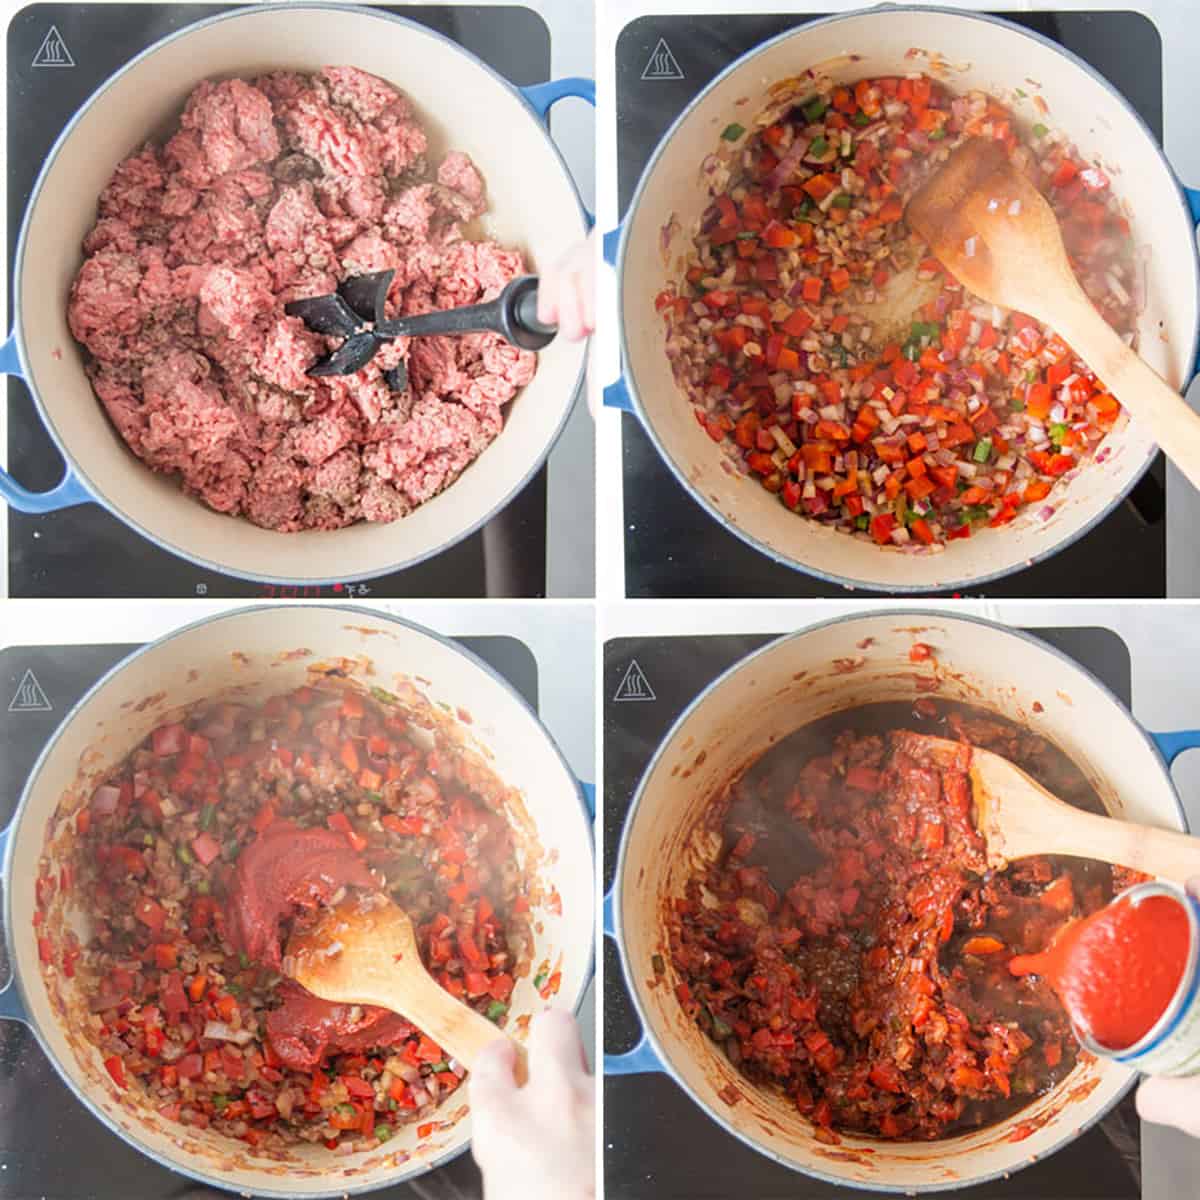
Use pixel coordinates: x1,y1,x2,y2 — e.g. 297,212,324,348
227,819,427,1069
265,980,416,1072
1009,891,1190,1050
228,819,377,969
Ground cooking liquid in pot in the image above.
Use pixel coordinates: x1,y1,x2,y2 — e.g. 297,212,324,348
668,699,1144,1142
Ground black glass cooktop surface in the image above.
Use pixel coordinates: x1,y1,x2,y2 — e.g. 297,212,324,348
0,633,537,1198
615,10,1167,598
603,623,1143,1199
6,2,552,598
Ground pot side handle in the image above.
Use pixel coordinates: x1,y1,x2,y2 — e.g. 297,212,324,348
0,334,92,514
519,79,595,229
602,227,621,266
602,378,634,413
601,885,667,1075
600,226,638,412
1152,728,1200,771
0,822,30,1025
1188,187,1200,375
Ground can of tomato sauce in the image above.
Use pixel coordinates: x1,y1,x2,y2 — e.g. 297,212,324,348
1074,881,1200,1077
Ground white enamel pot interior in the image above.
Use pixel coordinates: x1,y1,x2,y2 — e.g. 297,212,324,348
13,3,589,584
2,605,593,1197
618,6,1200,592
614,610,1189,1192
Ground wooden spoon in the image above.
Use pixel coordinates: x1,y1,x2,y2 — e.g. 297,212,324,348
287,892,528,1084
907,137,1200,491
906,733,1200,882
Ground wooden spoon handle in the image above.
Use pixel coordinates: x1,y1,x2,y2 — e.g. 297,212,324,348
1038,804,1200,884
402,974,529,1085
1052,291,1200,492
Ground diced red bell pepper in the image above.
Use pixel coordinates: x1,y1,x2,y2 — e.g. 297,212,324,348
339,740,360,773
1052,158,1080,188
763,220,797,249
464,971,491,997
910,517,935,545
342,1074,376,1099
177,1052,203,1080
781,308,813,337
869,513,897,545
104,1055,127,1088
417,1036,444,1064
135,896,167,933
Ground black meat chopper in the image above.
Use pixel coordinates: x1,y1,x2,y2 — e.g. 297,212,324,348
285,268,556,391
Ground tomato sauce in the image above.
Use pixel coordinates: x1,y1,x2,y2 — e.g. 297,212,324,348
1009,891,1190,1050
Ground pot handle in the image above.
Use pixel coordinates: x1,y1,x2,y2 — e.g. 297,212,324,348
1187,187,1200,374
1152,729,1200,767
0,821,30,1025
0,334,92,514
601,885,668,1075
599,225,638,412
602,227,621,266
519,78,596,228
602,378,634,413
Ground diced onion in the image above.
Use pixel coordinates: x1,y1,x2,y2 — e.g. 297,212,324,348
91,785,120,815
203,1021,254,1045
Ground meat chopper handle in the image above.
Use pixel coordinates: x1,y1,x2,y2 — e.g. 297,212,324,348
375,276,556,352
511,278,558,349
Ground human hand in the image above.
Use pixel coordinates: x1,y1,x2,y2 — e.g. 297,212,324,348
1135,876,1200,1137
470,1009,595,1200
537,233,596,343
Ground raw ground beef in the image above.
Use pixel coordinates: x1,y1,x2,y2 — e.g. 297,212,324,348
68,67,538,532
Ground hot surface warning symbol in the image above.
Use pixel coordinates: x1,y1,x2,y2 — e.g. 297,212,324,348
641,38,683,81
614,660,656,702
9,669,52,713
32,25,74,68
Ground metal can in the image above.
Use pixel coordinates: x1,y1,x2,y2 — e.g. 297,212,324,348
1074,881,1200,1076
